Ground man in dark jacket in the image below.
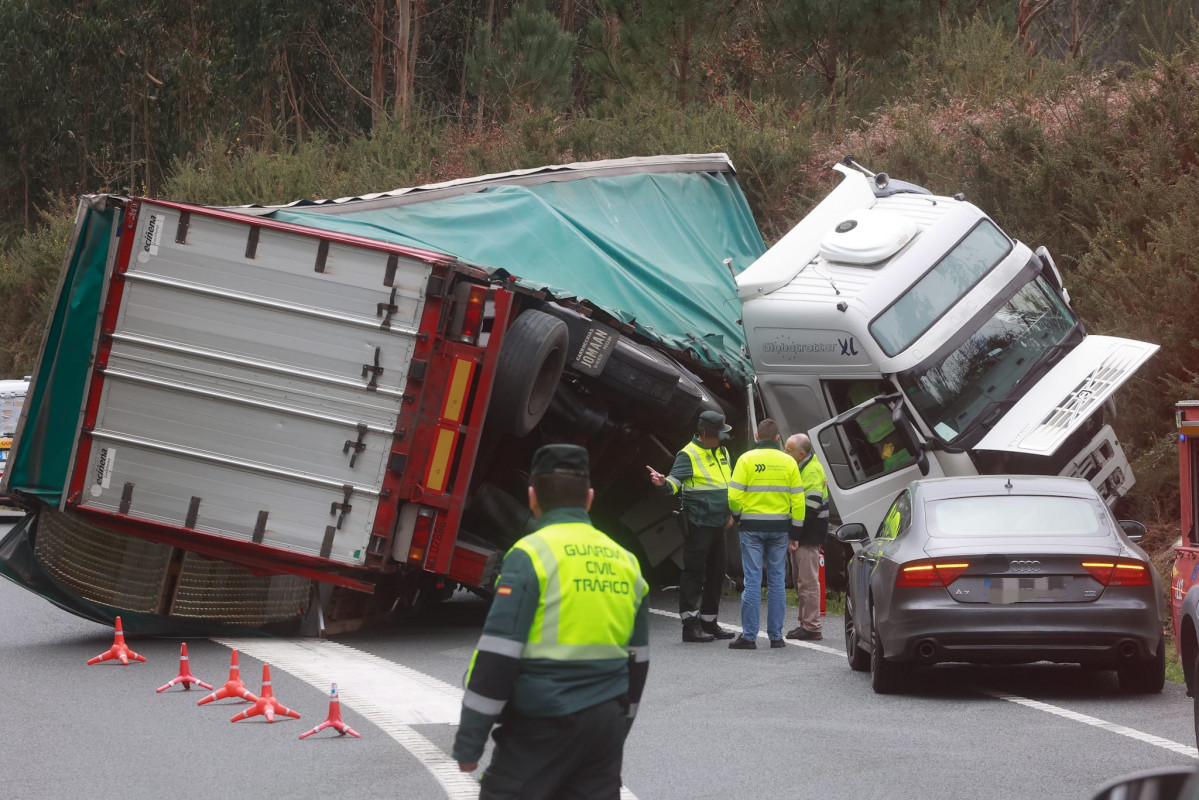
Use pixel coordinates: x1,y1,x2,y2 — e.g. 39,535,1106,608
646,410,736,642
785,433,829,641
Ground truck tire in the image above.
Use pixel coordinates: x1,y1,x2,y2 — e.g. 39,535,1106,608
488,310,568,437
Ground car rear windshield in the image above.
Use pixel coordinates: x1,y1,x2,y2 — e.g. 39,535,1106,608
928,495,1103,537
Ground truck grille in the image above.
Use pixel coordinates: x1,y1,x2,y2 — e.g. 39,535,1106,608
34,510,309,624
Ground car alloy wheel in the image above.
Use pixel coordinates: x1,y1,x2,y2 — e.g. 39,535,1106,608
869,603,907,694
845,597,869,672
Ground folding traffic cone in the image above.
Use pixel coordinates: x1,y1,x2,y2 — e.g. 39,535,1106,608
156,643,214,693
86,616,146,665
230,664,301,723
197,649,254,706
299,683,361,739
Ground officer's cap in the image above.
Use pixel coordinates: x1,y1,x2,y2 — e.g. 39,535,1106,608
698,410,732,439
530,444,590,480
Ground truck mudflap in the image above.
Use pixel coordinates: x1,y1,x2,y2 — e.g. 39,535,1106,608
0,508,306,634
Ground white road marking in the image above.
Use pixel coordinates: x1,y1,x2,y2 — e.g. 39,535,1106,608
648,605,841,655
650,606,1198,759
212,636,641,800
985,691,1199,759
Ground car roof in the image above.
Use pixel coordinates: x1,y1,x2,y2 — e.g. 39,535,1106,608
909,475,1100,502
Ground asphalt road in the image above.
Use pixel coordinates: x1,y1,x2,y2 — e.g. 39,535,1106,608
2,520,1197,800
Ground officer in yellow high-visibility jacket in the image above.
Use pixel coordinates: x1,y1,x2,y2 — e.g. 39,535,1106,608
727,419,804,649
647,410,736,643
784,433,829,641
453,444,649,800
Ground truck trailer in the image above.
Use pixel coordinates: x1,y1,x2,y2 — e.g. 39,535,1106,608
0,155,763,632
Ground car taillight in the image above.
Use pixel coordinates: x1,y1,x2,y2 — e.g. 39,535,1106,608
1081,560,1152,586
895,560,970,588
458,284,487,343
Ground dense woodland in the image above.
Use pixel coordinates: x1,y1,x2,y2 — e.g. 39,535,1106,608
1,0,1198,521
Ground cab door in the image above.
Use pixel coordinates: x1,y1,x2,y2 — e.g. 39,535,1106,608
809,394,943,534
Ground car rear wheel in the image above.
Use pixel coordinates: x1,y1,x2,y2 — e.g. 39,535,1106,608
869,603,907,694
1117,637,1165,694
845,597,869,672
1193,654,1199,749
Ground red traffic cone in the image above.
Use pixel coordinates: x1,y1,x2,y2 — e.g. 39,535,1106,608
87,616,146,665
230,664,301,724
156,643,214,692
299,683,361,739
197,649,254,706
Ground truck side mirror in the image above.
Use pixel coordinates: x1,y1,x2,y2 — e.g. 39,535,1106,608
1118,520,1146,543
835,522,869,543
887,399,930,476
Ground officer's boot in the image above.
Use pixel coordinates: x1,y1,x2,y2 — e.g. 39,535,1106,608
682,619,715,643
701,620,735,640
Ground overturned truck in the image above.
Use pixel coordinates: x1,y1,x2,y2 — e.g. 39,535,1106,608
0,155,766,633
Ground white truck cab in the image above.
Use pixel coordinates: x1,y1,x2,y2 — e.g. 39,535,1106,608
737,159,1157,534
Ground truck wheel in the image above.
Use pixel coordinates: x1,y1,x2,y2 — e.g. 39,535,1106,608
488,310,568,437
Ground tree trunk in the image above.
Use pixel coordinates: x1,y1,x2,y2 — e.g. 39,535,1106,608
560,0,575,30
406,0,423,117
394,0,411,127
371,0,386,129
676,17,691,108
1069,0,1082,59
1016,0,1055,55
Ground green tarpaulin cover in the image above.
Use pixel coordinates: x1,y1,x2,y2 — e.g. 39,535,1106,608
269,171,766,384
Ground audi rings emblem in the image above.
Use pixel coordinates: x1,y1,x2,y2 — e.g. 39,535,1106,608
1009,560,1042,573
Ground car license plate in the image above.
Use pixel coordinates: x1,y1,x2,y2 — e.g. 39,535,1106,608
983,576,1067,604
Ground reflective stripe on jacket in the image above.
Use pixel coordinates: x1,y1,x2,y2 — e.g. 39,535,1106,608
512,522,648,661
728,440,804,535
796,453,829,546
662,437,731,527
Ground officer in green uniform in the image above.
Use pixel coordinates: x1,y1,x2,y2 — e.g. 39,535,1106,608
646,409,736,643
453,444,650,800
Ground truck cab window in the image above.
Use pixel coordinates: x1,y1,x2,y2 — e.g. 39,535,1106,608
896,274,1078,447
817,406,917,490
869,220,1012,357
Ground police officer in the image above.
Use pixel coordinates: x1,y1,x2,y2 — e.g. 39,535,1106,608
453,444,650,800
646,409,736,643
784,433,828,641
727,419,804,649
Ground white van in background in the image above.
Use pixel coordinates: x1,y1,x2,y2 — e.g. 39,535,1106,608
0,377,30,514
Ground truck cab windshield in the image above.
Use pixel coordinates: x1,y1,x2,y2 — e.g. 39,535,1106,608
896,274,1078,446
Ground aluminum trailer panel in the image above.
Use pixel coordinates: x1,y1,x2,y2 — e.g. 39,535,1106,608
70,200,452,567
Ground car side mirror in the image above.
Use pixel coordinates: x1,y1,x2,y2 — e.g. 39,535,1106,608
1090,766,1196,800
1118,519,1146,543
835,522,869,543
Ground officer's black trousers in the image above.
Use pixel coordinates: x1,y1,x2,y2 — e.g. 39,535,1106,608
678,523,725,619
479,696,626,800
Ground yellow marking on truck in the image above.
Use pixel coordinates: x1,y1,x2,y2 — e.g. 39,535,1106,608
441,358,474,424
425,427,458,493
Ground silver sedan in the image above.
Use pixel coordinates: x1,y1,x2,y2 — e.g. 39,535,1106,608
836,475,1164,694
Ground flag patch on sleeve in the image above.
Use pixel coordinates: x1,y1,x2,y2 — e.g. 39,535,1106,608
497,586,513,596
